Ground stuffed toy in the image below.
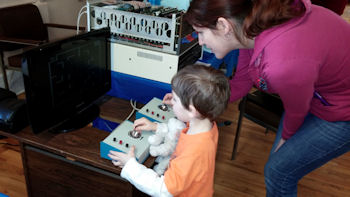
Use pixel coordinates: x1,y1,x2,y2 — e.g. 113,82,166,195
148,117,186,175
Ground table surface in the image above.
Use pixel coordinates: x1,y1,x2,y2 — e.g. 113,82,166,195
0,96,154,175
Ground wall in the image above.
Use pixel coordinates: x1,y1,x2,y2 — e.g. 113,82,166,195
0,0,87,40
342,4,350,23
0,0,88,93
0,0,35,8
44,0,87,40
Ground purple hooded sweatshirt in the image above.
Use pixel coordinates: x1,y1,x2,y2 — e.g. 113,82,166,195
230,0,350,139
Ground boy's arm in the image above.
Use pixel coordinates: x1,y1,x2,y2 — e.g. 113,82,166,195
134,117,158,131
121,158,173,197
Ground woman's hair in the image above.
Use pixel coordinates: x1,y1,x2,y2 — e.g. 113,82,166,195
171,64,231,120
185,0,306,39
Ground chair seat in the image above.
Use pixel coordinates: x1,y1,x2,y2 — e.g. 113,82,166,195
8,54,22,68
244,101,282,130
245,90,283,116
241,90,284,130
232,90,284,160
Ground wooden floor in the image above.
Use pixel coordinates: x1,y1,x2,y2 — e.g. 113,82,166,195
1,100,350,197
214,101,350,197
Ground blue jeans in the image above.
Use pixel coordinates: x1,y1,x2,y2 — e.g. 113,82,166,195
265,113,350,197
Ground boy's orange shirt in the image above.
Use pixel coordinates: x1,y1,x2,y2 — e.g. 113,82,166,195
164,122,218,197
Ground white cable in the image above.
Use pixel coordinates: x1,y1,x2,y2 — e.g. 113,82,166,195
104,98,140,131
124,99,140,122
76,5,87,34
130,99,140,111
124,106,136,122
78,5,87,18
77,11,87,35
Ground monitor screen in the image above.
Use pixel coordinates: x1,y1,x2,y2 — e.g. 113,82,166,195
22,28,111,134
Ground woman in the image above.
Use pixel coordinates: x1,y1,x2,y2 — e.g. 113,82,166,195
165,0,350,196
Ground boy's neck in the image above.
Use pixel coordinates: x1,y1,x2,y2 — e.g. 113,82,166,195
187,118,213,135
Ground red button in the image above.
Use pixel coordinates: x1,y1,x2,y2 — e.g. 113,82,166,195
152,111,154,115
119,140,123,145
162,116,165,120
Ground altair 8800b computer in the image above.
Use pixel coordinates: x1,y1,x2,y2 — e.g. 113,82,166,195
86,0,201,84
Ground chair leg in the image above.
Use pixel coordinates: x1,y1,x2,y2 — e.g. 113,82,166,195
231,111,243,160
0,52,9,90
231,96,247,160
265,128,269,134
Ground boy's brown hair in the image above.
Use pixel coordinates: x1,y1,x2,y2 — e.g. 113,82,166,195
171,64,231,120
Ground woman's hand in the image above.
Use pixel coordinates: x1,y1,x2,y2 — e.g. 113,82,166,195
162,93,173,106
274,138,286,152
133,117,157,131
108,146,136,168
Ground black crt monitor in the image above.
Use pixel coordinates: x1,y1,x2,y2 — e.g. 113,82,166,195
22,28,111,134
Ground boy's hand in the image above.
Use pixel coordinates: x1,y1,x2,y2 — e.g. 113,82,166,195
162,93,173,106
133,117,157,131
108,146,136,168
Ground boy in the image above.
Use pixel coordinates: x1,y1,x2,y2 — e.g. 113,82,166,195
108,64,230,197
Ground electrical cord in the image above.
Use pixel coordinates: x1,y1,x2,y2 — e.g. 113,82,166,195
76,5,87,35
99,99,140,132
124,99,140,122
130,99,141,111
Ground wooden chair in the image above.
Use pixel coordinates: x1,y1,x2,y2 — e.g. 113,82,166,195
231,90,284,160
0,3,50,90
0,3,87,90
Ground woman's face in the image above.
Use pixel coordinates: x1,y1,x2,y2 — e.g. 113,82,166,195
193,25,234,59
193,24,248,59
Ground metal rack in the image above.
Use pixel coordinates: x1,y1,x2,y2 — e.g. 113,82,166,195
87,1,197,55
